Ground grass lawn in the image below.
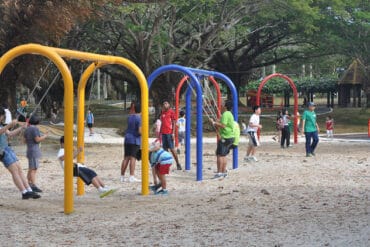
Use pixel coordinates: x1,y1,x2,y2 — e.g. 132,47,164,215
88,103,369,136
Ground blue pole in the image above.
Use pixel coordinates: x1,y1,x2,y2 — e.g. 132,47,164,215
188,68,239,169
148,65,203,181
185,85,192,171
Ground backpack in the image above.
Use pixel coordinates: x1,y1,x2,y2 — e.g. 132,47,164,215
232,121,240,147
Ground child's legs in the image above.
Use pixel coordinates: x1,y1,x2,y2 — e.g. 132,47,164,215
121,157,129,176
157,174,166,189
27,169,37,185
27,157,39,185
7,162,28,191
91,176,104,188
128,156,137,176
152,166,158,185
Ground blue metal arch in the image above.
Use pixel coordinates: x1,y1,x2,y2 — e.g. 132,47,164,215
148,65,204,181
187,67,239,169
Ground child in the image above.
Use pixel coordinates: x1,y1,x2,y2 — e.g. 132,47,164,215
153,115,161,142
0,107,41,199
57,136,115,198
326,115,334,138
23,115,48,192
240,119,247,135
244,105,262,162
149,139,173,195
86,109,94,136
176,110,186,154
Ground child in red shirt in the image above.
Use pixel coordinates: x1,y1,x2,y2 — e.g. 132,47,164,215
326,116,334,138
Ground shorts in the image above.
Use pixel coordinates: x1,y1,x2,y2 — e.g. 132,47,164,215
1,146,18,168
124,143,140,158
216,138,234,156
162,134,174,150
178,131,185,144
28,157,40,169
76,165,97,185
87,123,93,128
155,163,171,175
247,131,258,147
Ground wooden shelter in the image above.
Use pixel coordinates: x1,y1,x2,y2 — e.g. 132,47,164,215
338,59,369,107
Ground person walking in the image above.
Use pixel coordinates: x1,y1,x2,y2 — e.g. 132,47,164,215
160,100,182,170
120,103,142,182
301,102,320,157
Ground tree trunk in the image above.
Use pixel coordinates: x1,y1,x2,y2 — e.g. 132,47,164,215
0,68,18,115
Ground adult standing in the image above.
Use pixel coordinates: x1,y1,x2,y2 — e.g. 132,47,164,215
120,103,141,182
244,105,262,162
211,100,235,178
160,101,182,170
301,102,320,157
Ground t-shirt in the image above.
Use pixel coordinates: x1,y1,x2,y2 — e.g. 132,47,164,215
302,110,317,132
326,120,333,130
124,114,141,145
220,111,234,139
160,109,175,134
246,114,260,132
4,109,12,125
154,119,161,132
24,125,41,159
87,112,94,124
0,126,8,149
177,117,186,132
57,148,85,170
149,148,173,167
233,121,240,146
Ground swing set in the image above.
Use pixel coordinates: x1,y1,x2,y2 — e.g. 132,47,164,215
0,43,149,214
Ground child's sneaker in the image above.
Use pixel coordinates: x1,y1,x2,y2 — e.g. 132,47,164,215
129,176,141,183
120,176,126,182
22,191,41,199
155,189,168,195
149,184,161,192
30,185,43,193
99,188,117,198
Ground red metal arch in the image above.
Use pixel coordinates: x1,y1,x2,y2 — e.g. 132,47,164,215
175,76,222,146
256,73,299,144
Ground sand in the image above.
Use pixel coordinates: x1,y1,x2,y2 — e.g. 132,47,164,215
0,130,369,246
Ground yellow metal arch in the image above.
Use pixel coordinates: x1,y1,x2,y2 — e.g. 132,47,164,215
0,44,75,214
0,43,150,214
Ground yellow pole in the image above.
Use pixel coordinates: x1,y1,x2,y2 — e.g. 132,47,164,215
76,62,105,195
0,44,75,214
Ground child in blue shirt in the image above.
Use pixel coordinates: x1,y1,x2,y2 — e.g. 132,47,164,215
149,139,173,195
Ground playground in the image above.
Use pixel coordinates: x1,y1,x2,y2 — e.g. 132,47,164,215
0,131,369,246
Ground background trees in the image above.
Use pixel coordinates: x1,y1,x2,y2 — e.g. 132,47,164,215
0,0,369,112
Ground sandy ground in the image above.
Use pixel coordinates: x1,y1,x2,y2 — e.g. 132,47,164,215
0,129,369,247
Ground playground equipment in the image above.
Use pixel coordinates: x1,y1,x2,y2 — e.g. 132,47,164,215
75,59,148,197
148,65,238,181
0,44,149,214
256,73,299,144
174,76,222,149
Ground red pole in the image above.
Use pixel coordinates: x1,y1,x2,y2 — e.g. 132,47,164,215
256,73,299,143
175,76,189,147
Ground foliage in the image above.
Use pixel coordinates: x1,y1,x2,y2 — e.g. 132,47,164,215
244,76,338,94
